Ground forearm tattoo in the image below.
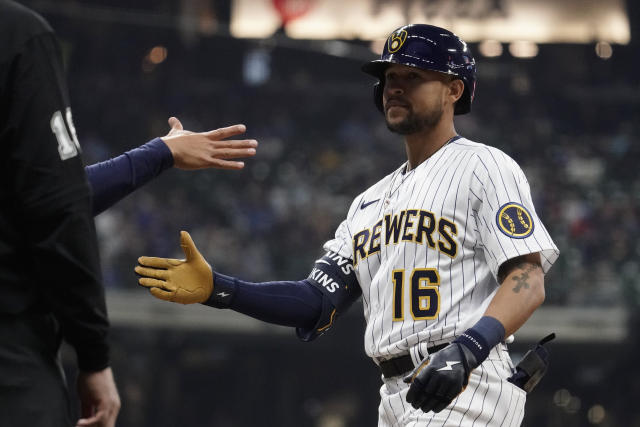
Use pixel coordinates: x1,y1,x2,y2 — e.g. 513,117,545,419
510,263,540,293
498,256,542,293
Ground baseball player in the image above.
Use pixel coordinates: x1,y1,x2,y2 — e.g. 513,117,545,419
135,24,559,426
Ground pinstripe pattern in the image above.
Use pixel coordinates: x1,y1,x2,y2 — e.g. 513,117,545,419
323,137,557,425
378,345,525,427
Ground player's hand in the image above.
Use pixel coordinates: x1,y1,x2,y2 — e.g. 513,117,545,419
135,231,213,304
402,343,478,413
76,367,120,427
161,116,258,170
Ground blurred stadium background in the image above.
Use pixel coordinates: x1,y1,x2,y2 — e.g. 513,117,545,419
18,0,640,425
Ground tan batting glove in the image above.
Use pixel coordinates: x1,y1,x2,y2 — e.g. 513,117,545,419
135,231,213,304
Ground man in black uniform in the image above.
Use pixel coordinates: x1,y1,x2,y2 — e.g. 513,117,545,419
0,1,120,426
1,1,260,425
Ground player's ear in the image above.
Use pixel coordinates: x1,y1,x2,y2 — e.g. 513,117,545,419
447,78,465,104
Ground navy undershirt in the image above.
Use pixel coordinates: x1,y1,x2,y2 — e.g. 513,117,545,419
85,138,173,216
211,277,324,330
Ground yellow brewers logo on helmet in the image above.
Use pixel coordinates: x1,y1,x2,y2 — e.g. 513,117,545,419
496,203,534,238
387,29,408,53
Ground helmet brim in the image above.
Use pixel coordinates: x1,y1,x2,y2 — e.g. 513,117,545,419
362,57,459,80
361,60,393,79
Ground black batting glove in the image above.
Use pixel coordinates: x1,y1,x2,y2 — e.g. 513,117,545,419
403,342,479,413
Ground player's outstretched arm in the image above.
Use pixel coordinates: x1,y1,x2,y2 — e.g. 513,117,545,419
86,117,258,215
135,231,361,338
404,252,544,413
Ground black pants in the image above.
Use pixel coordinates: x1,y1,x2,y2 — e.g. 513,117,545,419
0,312,72,427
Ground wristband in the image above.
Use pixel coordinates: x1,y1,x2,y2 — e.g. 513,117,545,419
203,272,237,308
454,316,505,364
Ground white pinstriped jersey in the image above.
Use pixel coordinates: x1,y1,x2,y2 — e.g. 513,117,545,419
323,136,559,362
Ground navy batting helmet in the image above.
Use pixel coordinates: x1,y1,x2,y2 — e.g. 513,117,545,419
362,24,476,115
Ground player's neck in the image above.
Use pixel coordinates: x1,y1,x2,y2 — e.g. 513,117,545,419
404,122,457,171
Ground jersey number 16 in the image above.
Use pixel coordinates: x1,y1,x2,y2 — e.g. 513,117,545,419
391,268,440,321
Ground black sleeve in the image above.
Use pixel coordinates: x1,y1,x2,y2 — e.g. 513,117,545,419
1,25,109,371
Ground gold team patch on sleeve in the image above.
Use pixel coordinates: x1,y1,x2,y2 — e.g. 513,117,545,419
496,203,534,238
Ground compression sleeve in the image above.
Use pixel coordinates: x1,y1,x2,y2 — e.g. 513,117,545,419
202,251,361,341
203,276,323,330
86,138,173,216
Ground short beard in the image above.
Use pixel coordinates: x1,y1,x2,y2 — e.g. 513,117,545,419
386,106,443,135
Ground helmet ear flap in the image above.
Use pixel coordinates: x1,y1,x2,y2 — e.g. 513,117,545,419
373,81,384,113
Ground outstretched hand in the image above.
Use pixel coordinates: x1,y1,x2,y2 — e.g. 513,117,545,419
135,231,213,304
161,116,257,170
